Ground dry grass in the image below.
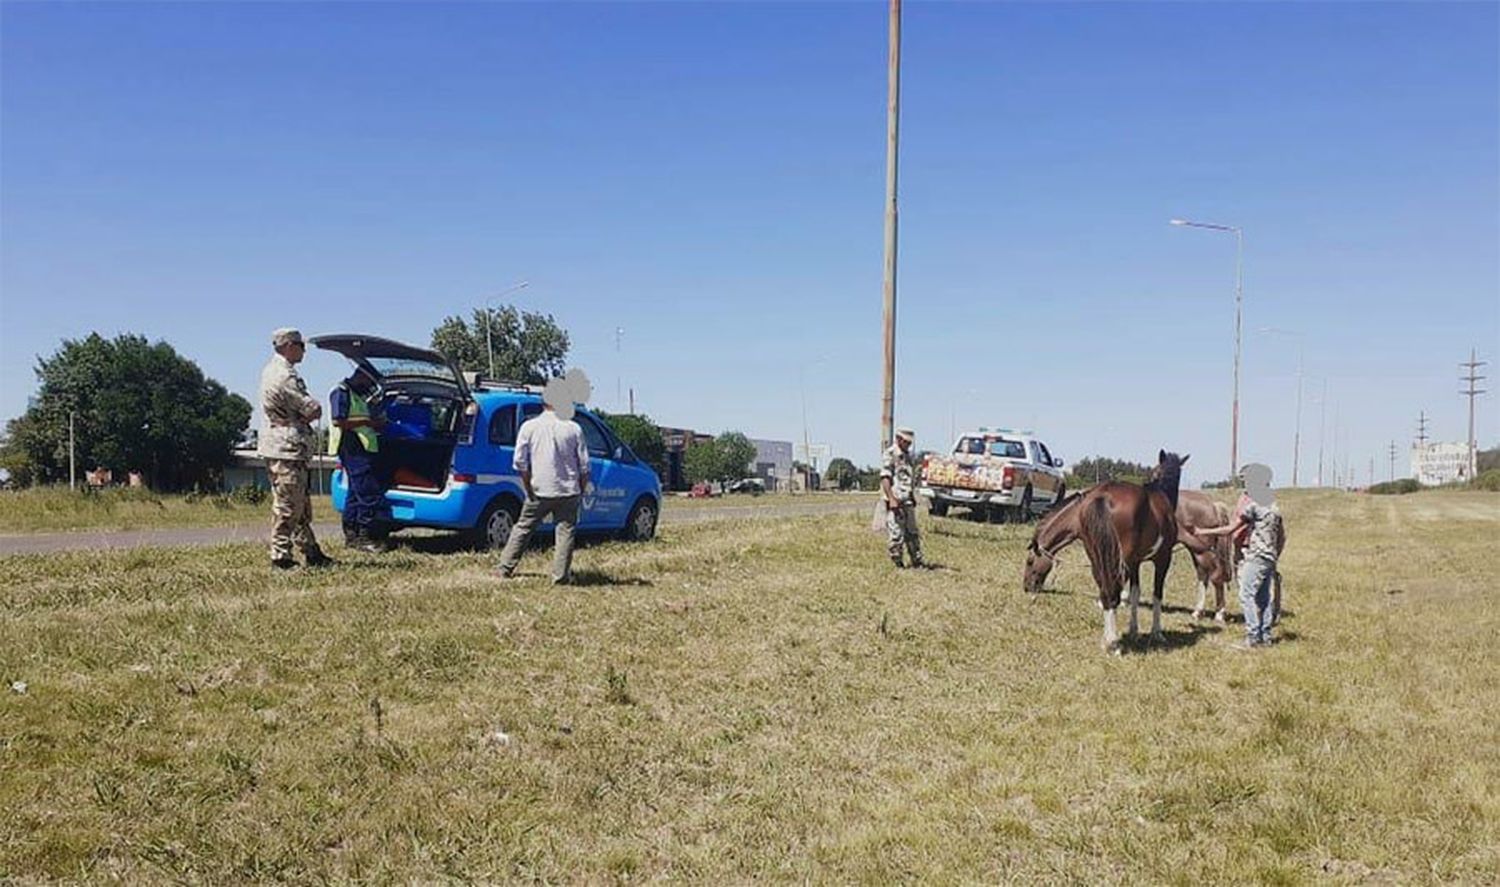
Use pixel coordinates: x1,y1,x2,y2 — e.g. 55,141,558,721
0,486,335,534
2,490,1496,882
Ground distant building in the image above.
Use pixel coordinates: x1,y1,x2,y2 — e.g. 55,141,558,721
224,448,338,494
750,439,794,492
659,426,715,491
1411,441,1471,486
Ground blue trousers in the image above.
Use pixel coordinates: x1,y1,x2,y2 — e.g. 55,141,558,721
340,443,390,538
1239,555,1277,644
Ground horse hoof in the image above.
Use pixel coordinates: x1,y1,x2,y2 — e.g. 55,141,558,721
1191,609,1204,620
1151,632,1166,645
1214,612,1227,625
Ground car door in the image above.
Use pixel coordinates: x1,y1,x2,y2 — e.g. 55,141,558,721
575,413,628,530
1031,441,1061,501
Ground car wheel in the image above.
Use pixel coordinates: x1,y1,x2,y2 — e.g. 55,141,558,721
929,500,949,517
476,497,520,551
622,498,658,542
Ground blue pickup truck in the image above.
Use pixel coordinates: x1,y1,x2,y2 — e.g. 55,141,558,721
312,334,662,549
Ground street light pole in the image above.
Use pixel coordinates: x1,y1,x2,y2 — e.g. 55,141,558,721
483,280,531,380
1171,218,1244,481
879,0,901,453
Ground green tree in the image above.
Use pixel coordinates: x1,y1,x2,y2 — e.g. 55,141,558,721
825,457,859,490
597,411,667,483
1064,455,1154,488
715,432,757,484
683,438,721,487
430,306,570,383
1,333,251,490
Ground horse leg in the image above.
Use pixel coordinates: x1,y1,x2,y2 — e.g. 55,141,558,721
1191,553,1209,619
1214,573,1228,624
1150,553,1169,644
1127,567,1141,641
1270,570,1283,625
1100,585,1123,655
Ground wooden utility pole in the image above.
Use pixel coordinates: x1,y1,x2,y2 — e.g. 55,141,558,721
1415,410,1429,447
1460,348,1487,480
1388,441,1397,482
879,0,901,452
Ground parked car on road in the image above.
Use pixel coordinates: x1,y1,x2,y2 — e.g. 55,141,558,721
726,477,766,495
312,334,663,548
919,428,1066,521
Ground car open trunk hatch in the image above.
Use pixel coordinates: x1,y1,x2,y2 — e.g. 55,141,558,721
309,334,469,399
311,334,471,492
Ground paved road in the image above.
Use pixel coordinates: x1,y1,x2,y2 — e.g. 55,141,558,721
0,498,873,556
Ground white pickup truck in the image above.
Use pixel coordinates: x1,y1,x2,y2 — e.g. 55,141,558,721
919,429,1066,521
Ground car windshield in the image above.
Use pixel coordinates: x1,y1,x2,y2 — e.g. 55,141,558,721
988,439,1027,459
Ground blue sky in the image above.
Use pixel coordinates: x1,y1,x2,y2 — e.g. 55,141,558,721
2,1,1496,485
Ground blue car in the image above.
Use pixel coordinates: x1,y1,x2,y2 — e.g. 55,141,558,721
312,334,662,548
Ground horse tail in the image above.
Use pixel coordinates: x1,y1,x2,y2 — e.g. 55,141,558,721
1081,495,1122,595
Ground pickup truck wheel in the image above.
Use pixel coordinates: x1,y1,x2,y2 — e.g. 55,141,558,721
929,500,949,517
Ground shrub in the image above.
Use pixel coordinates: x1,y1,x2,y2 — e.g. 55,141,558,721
1368,478,1422,495
228,485,269,506
1473,469,1500,492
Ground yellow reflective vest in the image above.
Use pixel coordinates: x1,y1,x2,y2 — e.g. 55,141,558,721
328,388,379,455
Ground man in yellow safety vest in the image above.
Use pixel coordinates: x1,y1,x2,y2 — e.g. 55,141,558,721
329,367,391,552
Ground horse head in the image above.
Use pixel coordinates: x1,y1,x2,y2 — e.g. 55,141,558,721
1148,450,1189,485
1023,538,1054,595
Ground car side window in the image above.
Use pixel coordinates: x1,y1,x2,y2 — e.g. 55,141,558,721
577,414,611,459
1036,442,1054,466
488,405,518,446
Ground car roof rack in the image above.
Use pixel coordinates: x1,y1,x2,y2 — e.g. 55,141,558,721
464,372,544,394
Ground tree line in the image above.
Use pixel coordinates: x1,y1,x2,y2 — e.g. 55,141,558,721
0,310,770,493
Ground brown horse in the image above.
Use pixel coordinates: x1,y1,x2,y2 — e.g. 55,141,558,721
1176,491,1235,622
1024,487,1232,622
1075,450,1187,653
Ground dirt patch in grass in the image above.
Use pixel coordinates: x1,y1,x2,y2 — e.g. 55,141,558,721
1,491,1496,881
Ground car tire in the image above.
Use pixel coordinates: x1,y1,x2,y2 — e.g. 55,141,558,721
621,497,658,542
929,500,949,517
475,496,521,551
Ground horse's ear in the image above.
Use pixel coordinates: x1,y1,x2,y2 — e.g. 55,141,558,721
1159,448,1167,463
1181,453,1190,465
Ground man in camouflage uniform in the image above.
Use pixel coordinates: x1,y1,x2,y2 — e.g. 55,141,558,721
258,328,332,569
881,426,927,569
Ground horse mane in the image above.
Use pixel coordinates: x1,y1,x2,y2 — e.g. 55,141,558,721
1031,491,1086,554
1079,495,1123,594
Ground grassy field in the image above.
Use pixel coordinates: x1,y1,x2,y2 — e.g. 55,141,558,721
2,490,1496,882
0,487,336,534
0,486,867,534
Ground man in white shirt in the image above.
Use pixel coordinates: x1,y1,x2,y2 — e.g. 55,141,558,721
497,399,592,584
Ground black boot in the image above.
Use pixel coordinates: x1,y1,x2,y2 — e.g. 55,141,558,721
304,549,336,568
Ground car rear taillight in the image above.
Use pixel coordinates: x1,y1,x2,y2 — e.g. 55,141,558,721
452,472,476,484
1001,466,1016,490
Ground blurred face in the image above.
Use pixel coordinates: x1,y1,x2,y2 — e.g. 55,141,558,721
278,340,307,363
897,436,912,453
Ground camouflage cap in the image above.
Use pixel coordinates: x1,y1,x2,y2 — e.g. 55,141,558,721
271,328,304,348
